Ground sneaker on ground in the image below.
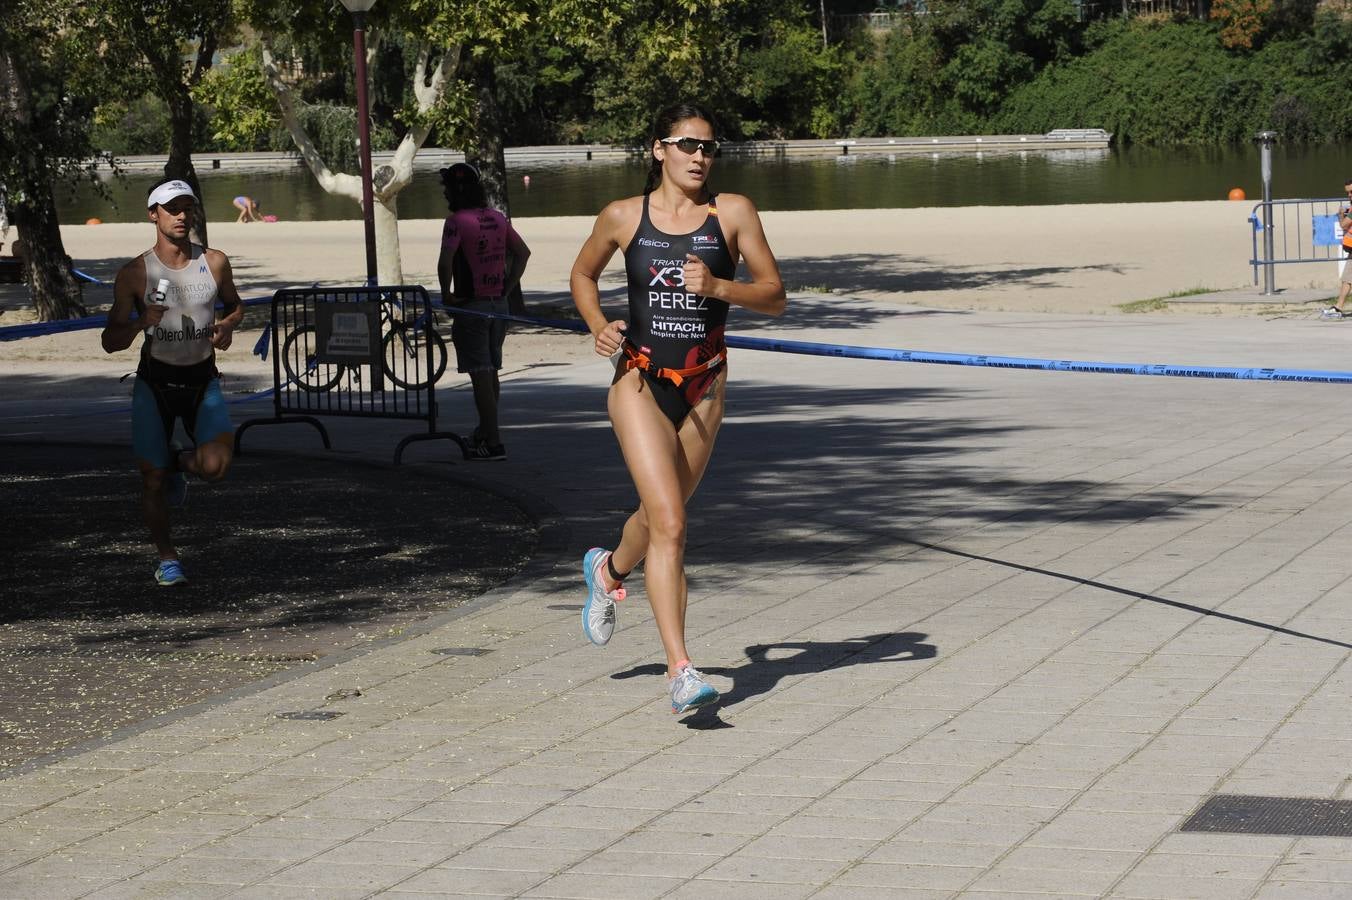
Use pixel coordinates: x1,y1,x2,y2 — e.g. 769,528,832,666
669,662,719,714
154,559,188,586
1321,307,1344,319
581,547,625,646
464,438,507,461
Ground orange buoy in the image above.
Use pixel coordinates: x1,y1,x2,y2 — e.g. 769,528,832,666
85,217,102,225
1227,188,1246,201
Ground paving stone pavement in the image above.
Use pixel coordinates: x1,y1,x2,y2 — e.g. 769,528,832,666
3,294,1352,898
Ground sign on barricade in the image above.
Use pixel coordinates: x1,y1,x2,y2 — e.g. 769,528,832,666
236,285,465,463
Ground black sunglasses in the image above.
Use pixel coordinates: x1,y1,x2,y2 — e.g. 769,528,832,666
660,137,720,156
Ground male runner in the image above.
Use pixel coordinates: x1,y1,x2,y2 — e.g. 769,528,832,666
101,179,244,585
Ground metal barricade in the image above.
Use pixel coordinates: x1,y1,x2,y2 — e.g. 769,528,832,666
1249,196,1347,290
236,285,465,463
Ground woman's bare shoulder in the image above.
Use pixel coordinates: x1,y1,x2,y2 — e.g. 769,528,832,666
591,196,643,238
599,195,643,221
713,192,760,216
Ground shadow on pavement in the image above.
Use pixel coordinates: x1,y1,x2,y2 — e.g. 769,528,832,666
1,440,539,771
612,632,938,729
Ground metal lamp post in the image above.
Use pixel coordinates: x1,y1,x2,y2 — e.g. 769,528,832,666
339,0,379,286
1255,130,1279,295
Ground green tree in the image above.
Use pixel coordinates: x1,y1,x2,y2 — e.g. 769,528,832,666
101,0,234,246
227,1,619,282
844,0,1084,136
0,2,116,320
1212,0,1274,50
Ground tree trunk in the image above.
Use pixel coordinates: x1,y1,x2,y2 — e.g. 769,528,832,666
466,58,511,217
164,84,208,248
261,39,457,288
374,195,402,284
13,180,86,321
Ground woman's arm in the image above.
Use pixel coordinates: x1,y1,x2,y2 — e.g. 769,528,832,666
570,200,635,356
683,193,786,317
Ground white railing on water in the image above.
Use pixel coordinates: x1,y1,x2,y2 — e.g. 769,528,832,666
93,131,1115,173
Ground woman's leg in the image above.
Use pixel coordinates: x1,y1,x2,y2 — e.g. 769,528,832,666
608,371,725,674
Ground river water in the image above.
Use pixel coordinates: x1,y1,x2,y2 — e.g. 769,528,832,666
56,142,1352,225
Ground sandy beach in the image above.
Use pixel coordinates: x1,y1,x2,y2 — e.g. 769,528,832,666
0,201,1336,376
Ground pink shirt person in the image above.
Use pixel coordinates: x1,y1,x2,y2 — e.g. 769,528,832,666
440,207,527,301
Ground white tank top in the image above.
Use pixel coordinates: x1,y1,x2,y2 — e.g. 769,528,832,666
142,245,219,368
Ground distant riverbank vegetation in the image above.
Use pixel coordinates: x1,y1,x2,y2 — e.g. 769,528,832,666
5,0,1349,319
89,0,1352,155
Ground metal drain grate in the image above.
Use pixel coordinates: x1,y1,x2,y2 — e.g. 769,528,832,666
275,710,344,721
1181,795,1352,837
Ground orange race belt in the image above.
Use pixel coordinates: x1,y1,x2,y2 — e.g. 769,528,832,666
623,345,726,388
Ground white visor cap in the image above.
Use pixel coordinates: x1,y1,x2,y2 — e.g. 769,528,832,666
147,180,197,209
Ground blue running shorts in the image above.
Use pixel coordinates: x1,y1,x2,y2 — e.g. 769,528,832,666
132,377,233,469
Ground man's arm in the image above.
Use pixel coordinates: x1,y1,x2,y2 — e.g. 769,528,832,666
207,250,244,351
437,218,460,303
503,226,531,296
101,259,157,353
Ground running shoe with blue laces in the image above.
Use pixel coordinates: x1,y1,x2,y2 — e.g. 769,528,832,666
669,662,719,714
154,559,188,586
581,547,625,646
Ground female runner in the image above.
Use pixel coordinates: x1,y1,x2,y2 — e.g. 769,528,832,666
570,103,786,713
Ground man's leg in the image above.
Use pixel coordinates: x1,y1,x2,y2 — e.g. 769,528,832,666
474,310,507,446
468,369,500,446
139,464,176,560
132,379,177,557
180,380,235,481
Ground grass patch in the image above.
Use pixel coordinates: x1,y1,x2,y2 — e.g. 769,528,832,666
1116,286,1215,313
792,284,833,294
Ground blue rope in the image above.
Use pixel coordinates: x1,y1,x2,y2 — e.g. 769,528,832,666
8,292,1351,385
436,303,1352,385
0,295,272,342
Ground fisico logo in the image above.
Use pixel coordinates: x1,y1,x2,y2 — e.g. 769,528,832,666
637,237,670,248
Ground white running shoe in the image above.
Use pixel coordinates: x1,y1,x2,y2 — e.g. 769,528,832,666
1321,307,1344,320
581,548,625,646
669,662,719,714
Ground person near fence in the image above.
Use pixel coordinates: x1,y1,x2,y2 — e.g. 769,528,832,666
569,103,787,714
101,179,244,586
1322,178,1352,319
437,162,531,461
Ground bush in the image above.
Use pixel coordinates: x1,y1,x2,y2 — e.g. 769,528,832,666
996,16,1352,144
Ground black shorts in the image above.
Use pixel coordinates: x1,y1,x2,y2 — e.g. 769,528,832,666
450,298,508,373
